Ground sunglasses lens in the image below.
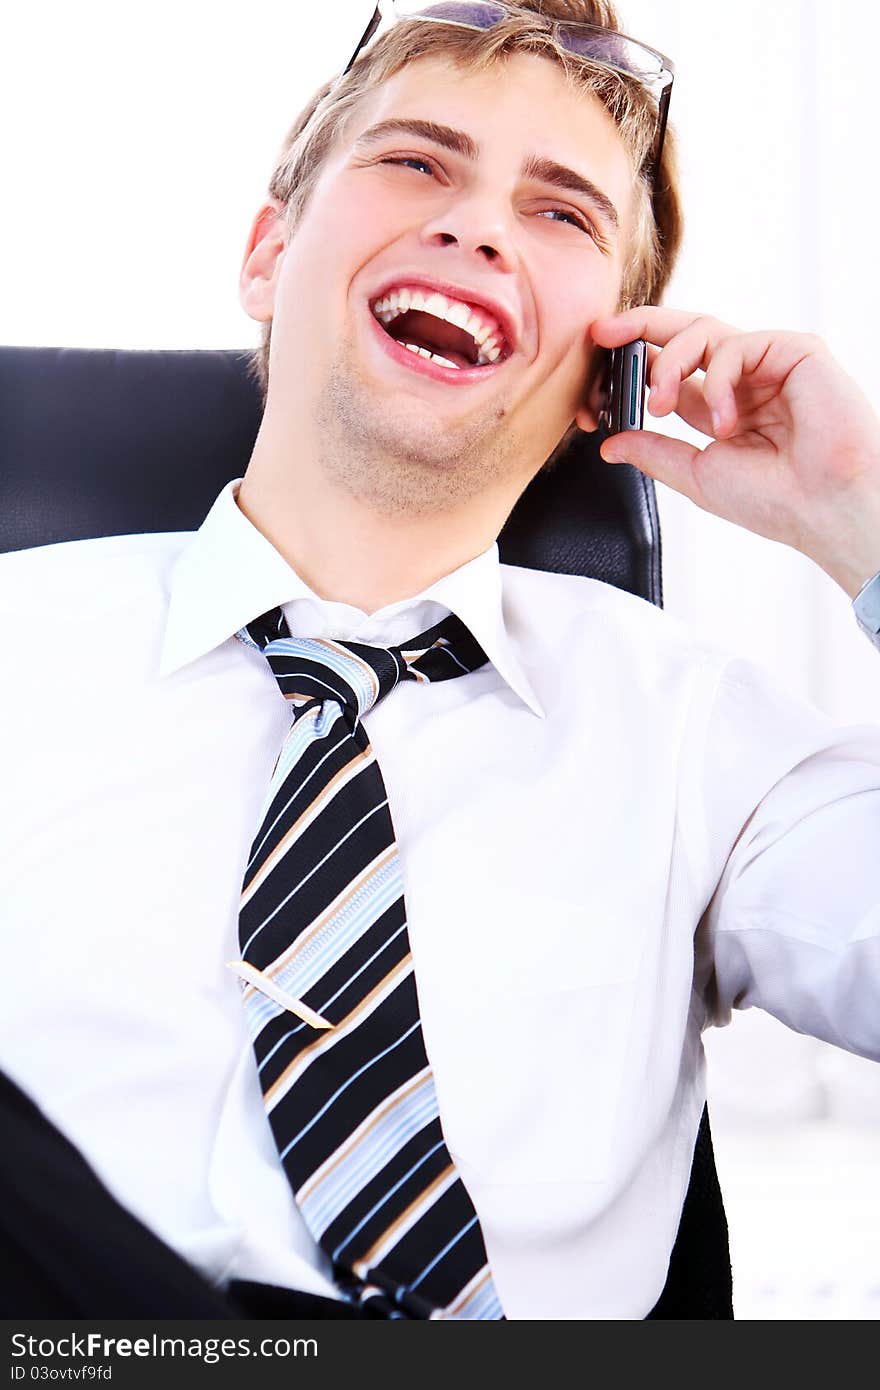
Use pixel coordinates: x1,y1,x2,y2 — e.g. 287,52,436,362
391,5,669,86
555,24,666,92
393,1,508,25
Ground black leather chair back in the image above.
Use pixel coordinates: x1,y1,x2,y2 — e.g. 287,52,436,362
0,343,732,1317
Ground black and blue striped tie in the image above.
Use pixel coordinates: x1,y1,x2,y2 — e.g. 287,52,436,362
232,605,504,1320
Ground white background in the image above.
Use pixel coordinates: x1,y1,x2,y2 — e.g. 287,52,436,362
3,0,879,1317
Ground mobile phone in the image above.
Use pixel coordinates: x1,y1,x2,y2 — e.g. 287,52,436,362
599,339,648,435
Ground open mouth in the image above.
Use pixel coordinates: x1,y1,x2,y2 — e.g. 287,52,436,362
368,285,514,372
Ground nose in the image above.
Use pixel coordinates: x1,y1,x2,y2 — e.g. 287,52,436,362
418,193,519,272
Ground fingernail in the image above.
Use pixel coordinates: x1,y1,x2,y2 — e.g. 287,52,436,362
711,409,723,435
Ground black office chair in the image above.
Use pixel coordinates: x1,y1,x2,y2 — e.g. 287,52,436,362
0,343,733,1318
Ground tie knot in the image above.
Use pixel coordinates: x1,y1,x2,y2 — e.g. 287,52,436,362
239,608,488,719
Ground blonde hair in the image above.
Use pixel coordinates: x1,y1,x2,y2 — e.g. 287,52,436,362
245,0,682,444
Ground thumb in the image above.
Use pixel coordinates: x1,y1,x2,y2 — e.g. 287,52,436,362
600,429,702,504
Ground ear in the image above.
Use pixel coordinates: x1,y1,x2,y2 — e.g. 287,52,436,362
239,197,288,323
573,345,610,433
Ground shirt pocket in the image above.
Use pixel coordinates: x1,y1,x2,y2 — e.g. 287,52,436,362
420,907,643,1186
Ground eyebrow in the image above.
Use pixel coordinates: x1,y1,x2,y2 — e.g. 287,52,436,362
353,117,620,234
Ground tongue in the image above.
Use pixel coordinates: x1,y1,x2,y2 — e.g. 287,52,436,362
385,309,479,368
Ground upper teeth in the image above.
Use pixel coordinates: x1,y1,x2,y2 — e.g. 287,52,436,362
371,286,507,365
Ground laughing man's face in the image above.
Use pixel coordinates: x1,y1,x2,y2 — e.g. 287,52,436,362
241,51,636,515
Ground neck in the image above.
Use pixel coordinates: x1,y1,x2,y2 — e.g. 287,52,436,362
237,416,509,615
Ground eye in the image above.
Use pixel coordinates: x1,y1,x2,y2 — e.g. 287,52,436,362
378,154,437,177
538,207,597,238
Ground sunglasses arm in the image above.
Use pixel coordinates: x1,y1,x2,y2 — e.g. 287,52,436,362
342,3,383,77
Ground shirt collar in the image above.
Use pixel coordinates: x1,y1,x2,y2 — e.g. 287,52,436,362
158,479,545,719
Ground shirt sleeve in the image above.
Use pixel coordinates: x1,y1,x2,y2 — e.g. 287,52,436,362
692,654,880,1061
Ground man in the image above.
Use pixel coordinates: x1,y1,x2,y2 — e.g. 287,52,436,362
2,0,879,1320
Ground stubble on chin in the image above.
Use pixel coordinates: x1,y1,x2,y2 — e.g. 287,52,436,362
313,349,520,518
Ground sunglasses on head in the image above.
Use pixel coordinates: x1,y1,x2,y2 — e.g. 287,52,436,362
339,1,675,185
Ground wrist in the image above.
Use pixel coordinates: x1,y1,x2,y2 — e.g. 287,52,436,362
800,493,880,598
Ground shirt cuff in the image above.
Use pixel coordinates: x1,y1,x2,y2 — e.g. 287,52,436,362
853,570,880,652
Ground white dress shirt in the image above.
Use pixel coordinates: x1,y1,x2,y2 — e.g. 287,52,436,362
2,477,880,1319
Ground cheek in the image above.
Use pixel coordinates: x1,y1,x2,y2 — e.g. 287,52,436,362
538,256,617,369
561,252,620,322
269,186,406,378
274,190,409,357
531,222,620,303
292,182,404,283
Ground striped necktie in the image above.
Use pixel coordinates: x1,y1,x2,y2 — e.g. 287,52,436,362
232,605,505,1320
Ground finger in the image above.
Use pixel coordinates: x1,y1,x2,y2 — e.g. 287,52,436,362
644,348,714,435
701,331,787,435
647,323,740,418
643,346,729,438
643,343,661,394
645,345,677,410
599,429,704,506
668,377,717,437
590,306,737,352
646,375,747,440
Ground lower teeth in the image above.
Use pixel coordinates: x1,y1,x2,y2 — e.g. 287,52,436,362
403,342,460,370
